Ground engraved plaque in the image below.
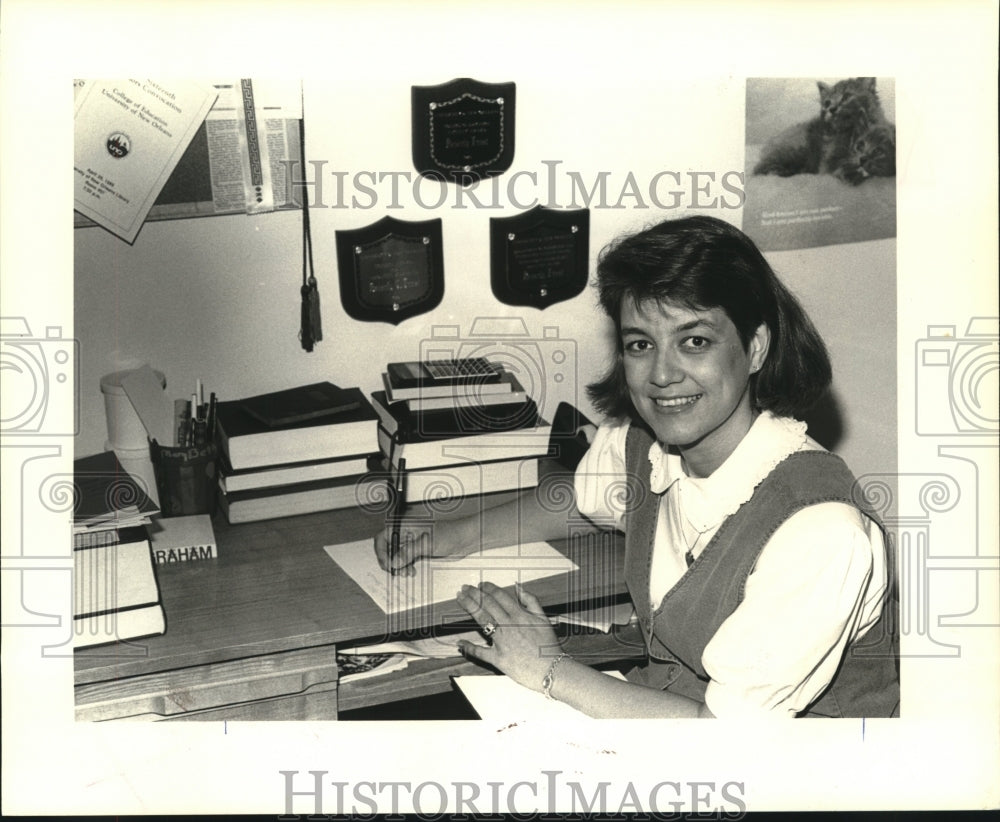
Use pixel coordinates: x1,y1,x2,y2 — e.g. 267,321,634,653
336,216,444,325
412,78,516,185
490,206,590,309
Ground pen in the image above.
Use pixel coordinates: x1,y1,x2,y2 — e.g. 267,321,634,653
207,392,217,441
189,393,198,445
389,456,407,563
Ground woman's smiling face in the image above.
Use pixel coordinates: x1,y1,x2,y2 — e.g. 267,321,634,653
621,297,770,477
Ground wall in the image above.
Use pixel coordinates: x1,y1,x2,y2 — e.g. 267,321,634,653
73,71,896,484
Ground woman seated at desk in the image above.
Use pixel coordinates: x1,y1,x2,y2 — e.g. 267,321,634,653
375,215,898,719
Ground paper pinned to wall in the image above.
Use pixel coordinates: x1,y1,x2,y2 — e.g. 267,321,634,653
210,79,303,215
73,78,303,230
73,79,218,243
324,539,578,615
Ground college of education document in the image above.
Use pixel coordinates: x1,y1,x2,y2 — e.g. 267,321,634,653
324,540,578,615
73,79,218,242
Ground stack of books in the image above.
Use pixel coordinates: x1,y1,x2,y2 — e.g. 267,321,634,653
72,451,165,648
371,358,552,504
214,382,382,523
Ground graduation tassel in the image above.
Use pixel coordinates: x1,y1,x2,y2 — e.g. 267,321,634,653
301,275,322,351
298,88,322,352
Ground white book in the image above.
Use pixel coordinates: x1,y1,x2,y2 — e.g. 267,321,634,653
403,458,539,503
378,422,552,471
73,529,165,648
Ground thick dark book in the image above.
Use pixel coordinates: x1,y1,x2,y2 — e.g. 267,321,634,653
218,472,385,524
370,390,540,443
215,387,380,470
73,524,165,648
240,381,361,427
73,451,159,532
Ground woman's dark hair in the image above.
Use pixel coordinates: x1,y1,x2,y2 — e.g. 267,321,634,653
587,215,831,419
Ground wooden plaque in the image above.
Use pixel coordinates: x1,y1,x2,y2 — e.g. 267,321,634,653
490,206,589,309
336,216,444,325
412,78,516,185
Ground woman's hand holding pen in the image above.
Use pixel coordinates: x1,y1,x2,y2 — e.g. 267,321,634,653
374,518,474,576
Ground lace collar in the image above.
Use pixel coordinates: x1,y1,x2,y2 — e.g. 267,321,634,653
646,411,809,534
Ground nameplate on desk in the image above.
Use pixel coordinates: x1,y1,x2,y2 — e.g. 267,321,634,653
336,216,444,325
490,206,590,309
148,514,217,564
324,540,577,615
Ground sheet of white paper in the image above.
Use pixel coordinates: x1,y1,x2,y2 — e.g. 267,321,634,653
453,670,627,720
324,540,578,615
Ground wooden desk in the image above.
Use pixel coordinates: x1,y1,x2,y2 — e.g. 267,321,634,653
74,491,631,721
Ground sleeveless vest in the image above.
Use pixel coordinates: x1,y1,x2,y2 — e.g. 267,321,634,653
622,423,899,718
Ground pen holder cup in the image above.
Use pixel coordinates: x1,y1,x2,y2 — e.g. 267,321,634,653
150,440,218,518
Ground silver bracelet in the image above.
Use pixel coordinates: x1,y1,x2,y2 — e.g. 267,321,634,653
541,653,569,700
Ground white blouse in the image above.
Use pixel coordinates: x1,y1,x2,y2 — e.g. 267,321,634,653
574,411,889,718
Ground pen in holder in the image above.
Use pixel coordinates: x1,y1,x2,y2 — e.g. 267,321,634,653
150,439,218,518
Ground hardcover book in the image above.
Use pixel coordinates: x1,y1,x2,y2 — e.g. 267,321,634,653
402,370,528,412
239,382,361,428
218,472,384,524
217,452,376,493
377,456,540,504
215,386,379,470
370,390,539,443
73,525,165,648
382,368,515,403
378,419,552,471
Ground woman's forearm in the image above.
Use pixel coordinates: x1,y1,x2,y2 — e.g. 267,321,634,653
445,477,601,553
545,656,714,719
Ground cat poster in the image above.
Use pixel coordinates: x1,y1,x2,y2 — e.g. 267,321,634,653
744,77,897,251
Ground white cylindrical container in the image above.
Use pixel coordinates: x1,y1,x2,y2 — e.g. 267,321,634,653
100,368,166,451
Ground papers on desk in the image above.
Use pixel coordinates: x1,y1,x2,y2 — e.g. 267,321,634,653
453,670,627,721
339,629,488,659
336,652,410,683
323,540,578,615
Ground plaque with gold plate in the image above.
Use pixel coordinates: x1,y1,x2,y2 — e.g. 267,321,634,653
412,78,516,185
489,206,590,309
336,216,444,325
